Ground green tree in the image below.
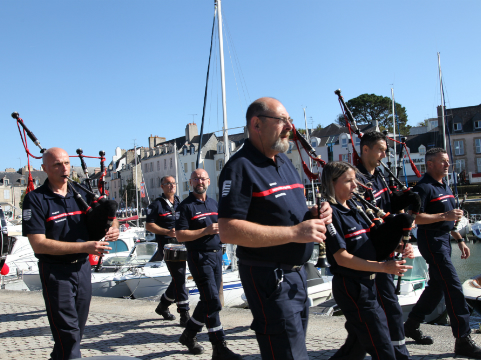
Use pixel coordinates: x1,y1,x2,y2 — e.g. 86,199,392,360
335,113,346,126
345,94,411,135
19,191,26,209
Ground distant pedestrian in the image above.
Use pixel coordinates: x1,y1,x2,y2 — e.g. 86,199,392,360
176,169,241,360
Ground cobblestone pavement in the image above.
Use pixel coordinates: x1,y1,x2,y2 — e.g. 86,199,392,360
0,290,478,360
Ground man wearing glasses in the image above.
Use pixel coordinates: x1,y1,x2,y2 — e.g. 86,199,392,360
176,169,241,360
146,175,190,327
218,97,332,359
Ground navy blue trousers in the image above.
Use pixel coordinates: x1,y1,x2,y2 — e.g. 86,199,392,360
331,272,410,360
185,250,224,342
332,275,395,360
39,258,91,360
409,230,470,338
160,260,189,312
239,264,309,360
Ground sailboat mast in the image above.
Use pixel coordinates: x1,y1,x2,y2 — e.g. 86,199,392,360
391,88,397,169
217,0,230,162
134,140,139,227
438,53,447,151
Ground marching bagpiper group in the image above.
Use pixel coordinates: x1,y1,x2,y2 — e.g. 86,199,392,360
20,97,481,360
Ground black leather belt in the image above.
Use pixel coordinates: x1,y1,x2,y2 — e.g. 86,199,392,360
239,259,303,271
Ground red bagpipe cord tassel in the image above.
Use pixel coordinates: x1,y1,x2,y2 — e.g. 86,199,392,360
386,135,422,178
345,121,361,166
302,161,319,181
26,157,35,194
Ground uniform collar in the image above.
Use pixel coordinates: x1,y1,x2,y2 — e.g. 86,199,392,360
188,192,209,204
160,193,178,204
357,162,381,179
42,178,73,199
423,172,446,187
331,201,356,216
243,139,285,166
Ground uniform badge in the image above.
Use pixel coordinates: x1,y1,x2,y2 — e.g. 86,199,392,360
23,209,32,221
222,180,232,197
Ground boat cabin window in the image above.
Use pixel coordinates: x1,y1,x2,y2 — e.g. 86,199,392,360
108,240,129,253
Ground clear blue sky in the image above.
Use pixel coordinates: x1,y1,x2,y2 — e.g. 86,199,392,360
2,0,480,172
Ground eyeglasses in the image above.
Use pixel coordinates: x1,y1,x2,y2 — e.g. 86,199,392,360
162,182,177,186
258,114,294,126
192,177,209,182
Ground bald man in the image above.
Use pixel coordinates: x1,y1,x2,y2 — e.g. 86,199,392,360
218,97,332,359
175,169,241,360
22,147,119,360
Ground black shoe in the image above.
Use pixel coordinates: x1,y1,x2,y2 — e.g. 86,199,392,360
179,329,204,355
404,318,434,345
179,311,190,328
212,340,243,360
155,303,176,321
455,335,481,359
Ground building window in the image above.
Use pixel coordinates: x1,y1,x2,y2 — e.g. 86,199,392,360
430,120,438,128
454,123,462,131
170,158,173,168
419,164,426,175
475,121,481,130
157,177,161,187
477,158,481,173
150,178,154,188
190,145,195,155
183,147,187,156
4,179,8,186
164,159,167,169
311,140,317,148
217,159,224,171
341,137,347,148
476,139,481,154
355,137,361,146
418,145,426,155
3,190,10,199
455,159,465,174
183,182,189,192
191,162,195,171
217,143,223,154
341,154,349,162
454,140,464,155
157,161,160,171
150,163,153,172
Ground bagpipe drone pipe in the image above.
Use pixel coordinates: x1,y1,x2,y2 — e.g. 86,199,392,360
11,112,118,265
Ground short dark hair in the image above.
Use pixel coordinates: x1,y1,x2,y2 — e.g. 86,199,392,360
161,175,175,184
360,131,387,154
425,147,447,164
245,98,275,129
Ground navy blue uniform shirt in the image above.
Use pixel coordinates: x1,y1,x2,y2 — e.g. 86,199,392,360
146,194,180,244
325,202,377,278
22,179,92,263
175,192,221,251
413,173,455,233
357,163,392,213
218,139,313,265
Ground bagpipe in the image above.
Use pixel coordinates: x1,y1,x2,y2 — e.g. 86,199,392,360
348,190,413,262
12,112,118,269
290,125,329,268
335,90,422,293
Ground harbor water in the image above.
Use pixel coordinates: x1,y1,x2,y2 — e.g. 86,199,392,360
450,239,481,330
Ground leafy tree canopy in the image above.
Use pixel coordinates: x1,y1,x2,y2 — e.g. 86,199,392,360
340,93,411,135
